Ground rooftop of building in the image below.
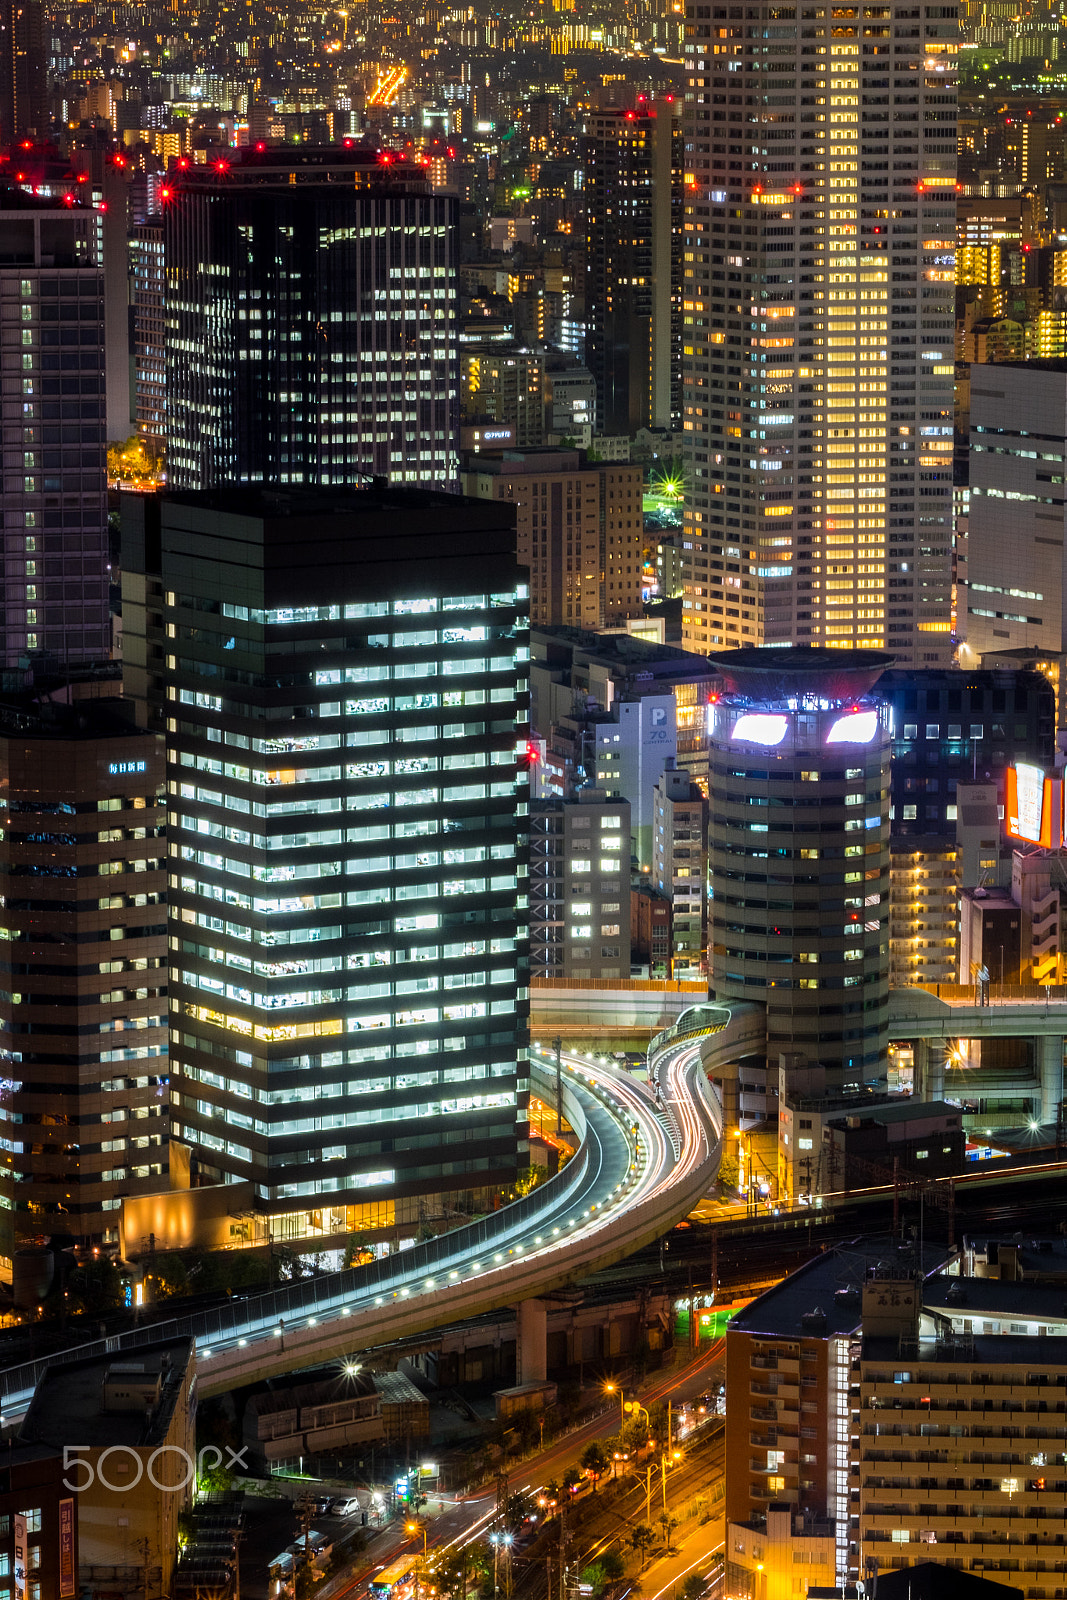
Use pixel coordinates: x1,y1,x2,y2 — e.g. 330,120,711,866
971,357,1067,374
0,695,147,743
707,646,894,705
923,1271,1067,1320
729,1240,948,1340
875,663,1054,690
861,1331,1067,1366
830,1098,961,1130
874,1566,1022,1600
532,624,716,679
965,1232,1067,1273
168,142,430,188
20,1336,193,1450
159,483,505,525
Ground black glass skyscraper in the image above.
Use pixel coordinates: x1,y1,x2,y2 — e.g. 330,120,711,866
163,147,459,492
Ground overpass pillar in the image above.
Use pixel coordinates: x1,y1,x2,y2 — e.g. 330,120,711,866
517,1297,548,1385
914,1038,943,1101
1038,1033,1064,1125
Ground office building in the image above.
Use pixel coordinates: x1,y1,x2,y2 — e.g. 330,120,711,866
582,98,683,434
0,190,110,672
680,0,957,661
530,790,631,980
123,486,528,1254
0,701,167,1255
707,648,891,1098
964,361,1067,661
631,884,672,977
20,1336,194,1594
462,348,545,447
463,449,645,629
0,0,46,145
131,216,164,446
876,667,1055,840
164,146,459,492
651,761,707,977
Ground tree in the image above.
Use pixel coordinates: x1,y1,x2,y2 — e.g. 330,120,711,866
580,1565,607,1595
601,1551,625,1583
562,1466,582,1495
681,1575,706,1600
630,1524,656,1570
658,1513,679,1554
580,1440,610,1491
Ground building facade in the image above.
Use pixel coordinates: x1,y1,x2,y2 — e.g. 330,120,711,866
131,215,164,446
0,191,110,672
463,449,645,629
0,0,47,145
0,701,167,1255
530,791,632,980
651,761,708,977
163,146,459,491
964,360,1067,661
888,838,959,989
125,486,529,1252
582,98,683,435
708,648,891,1099
680,0,957,661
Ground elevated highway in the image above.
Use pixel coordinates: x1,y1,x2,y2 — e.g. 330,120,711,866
0,1042,725,1419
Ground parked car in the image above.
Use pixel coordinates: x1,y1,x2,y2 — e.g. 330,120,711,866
330,1495,362,1517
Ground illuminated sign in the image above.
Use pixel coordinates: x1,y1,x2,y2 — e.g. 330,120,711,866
826,709,879,744
59,1501,75,1598
109,760,146,775
730,713,787,746
1006,763,1057,847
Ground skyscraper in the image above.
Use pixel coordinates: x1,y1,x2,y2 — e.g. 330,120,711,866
583,99,684,434
124,486,529,1255
163,146,459,492
707,648,891,1099
0,0,46,145
681,1,957,661
0,190,110,672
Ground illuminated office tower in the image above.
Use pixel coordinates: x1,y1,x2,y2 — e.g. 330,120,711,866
0,191,110,671
125,487,528,1254
164,146,459,491
681,0,957,662
707,648,891,1098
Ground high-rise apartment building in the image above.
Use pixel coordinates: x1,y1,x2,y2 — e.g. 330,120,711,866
131,216,164,446
0,701,167,1255
707,649,891,1098
0,0,46,145
0,191,110,672
583,98,683,434
651,761,708,977
163,146,459,492
463,449,645,629
123,487,529,1254
530,791,632,979
681,0,957,661
963,361,1067,662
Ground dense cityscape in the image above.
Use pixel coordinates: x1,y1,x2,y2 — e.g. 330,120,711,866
2,0,1067,1594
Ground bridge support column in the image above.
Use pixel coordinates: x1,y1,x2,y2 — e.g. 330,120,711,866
914,1038,943,1102
1038,1034,1064,1125
517,1297,548,1385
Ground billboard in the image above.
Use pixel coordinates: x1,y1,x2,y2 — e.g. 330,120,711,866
1005,763,1056,847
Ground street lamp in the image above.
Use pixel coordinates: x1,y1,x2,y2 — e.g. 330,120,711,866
490,1530,513,1600
406,1521,429,1600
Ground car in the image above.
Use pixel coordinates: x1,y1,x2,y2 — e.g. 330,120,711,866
305,1493,332,1516
330,1495,362,1517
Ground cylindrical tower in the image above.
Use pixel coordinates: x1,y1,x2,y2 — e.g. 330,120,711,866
707,648,892,1096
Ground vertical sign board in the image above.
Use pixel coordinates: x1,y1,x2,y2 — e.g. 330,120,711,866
12,1513,25,1600
59,1499,76,1598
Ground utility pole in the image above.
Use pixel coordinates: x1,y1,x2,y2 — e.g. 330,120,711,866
553,1036,563,1134
710,1230,718,1304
